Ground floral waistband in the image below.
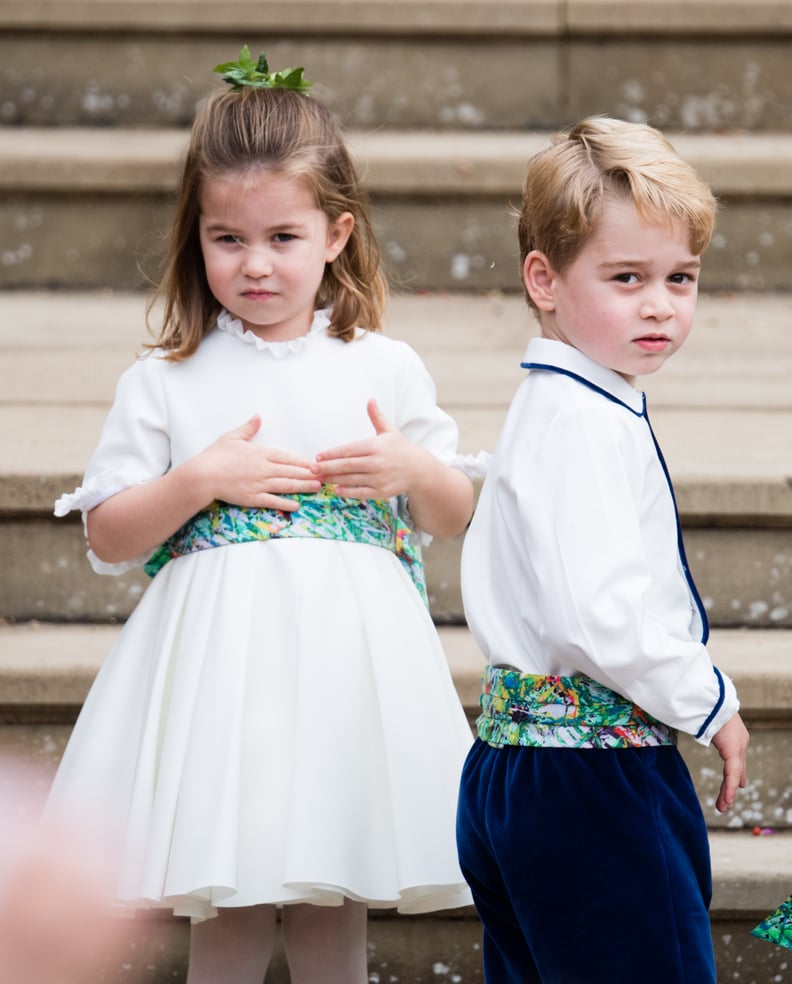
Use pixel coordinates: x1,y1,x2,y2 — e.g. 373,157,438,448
143,486,427,605
477,665,676,749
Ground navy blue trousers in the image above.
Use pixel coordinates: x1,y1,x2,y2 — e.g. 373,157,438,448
456,740,716,984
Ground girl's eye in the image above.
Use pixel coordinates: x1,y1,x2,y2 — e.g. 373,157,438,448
273,232,296,244
218,234,241,244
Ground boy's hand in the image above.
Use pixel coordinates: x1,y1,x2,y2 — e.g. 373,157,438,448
710,712,749,813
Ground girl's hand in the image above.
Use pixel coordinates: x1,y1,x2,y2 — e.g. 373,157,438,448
313,399,474,537
711,712,750,813
312,399,428,499
197,415,320,511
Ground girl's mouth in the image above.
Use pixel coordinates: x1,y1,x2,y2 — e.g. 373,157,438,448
243,290,276,301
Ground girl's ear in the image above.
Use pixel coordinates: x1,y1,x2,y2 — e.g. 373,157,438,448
325,211,355,262
523,250,558,312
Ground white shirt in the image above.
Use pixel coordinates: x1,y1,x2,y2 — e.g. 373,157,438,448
55,309,470,573
461,337,738,745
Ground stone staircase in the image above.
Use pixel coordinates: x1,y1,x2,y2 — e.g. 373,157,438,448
2,1,792,981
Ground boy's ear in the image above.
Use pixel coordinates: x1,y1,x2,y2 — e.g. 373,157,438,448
523,250,557,311
325,211,355,262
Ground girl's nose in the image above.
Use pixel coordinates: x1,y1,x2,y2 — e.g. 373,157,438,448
241,247,273,278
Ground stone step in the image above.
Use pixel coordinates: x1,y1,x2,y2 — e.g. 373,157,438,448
1,0,792,132
1,620,791,981
9,513,791,628
2,621,790,831
5,852,789,984
1,290,790,626
2,128,792,290
2,837,791,983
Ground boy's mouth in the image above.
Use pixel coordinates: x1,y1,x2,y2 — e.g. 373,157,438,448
634,334,670,352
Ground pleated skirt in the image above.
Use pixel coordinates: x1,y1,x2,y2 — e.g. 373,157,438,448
45,538,473,920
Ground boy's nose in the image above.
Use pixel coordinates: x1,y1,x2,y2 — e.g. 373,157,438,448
640,288,674,321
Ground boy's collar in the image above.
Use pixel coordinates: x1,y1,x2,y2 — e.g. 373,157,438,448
521,338,646,415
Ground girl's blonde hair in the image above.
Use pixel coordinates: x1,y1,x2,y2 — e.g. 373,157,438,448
517,116,717,307
148,86,387,359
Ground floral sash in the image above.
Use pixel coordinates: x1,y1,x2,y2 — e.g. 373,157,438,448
477,665,676,749
143,486,427,605
752,896,792,950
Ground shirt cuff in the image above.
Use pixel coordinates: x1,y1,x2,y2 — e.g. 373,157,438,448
694,667,740,745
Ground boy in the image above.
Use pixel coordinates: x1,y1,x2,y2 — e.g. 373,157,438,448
457,117,750,983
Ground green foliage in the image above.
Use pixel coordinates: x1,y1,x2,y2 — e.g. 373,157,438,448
214,45,313,93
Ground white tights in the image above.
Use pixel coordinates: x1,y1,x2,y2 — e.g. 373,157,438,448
185,900,368,984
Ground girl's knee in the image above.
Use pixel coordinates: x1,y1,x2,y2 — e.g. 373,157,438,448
281,900,368,984
282,898,366,940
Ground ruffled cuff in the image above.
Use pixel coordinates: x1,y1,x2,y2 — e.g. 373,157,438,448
54,474,153,576
86,547,151,577
53,473,128,517
448,450,491,481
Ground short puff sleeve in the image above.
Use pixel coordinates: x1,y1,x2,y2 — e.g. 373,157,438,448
54,354,171,575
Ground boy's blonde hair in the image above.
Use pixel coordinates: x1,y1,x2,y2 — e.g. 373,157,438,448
148,86,387,360
517,116,717,307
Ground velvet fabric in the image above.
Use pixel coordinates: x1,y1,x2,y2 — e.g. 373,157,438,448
457,739,716,983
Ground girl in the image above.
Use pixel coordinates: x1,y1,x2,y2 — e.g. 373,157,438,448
49,51,475,984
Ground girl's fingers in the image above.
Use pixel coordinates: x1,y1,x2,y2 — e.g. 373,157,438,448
333,485,377,499
262,478,321,494
315,443,373,466
226,414,262,441
266,449,316,468
366,398,395,435
315,400,395,463
317,468,375,489
312,458,374,481
254,494,302,511
250,479,322,510
268,464,317,479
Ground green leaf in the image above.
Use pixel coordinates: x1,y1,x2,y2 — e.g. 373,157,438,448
213,46,313,93
213,60,243,74
238,45,255,72
270,67,312,93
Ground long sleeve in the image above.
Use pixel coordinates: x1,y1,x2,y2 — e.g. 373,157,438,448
461,337,739,745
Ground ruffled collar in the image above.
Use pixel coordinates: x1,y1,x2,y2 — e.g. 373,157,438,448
216,308,331,358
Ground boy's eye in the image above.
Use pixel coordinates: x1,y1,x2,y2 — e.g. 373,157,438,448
614,272,639,285
669,272,695,285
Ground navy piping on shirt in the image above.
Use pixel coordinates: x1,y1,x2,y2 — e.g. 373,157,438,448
522,361,724,738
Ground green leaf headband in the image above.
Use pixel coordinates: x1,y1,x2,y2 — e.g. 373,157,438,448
214,45,313,94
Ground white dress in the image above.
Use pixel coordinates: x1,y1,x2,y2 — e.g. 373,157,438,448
49,310,474,920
